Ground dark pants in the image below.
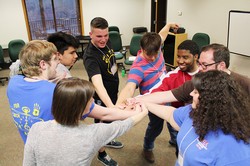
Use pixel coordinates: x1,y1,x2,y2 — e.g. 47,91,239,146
167,122,178,157
143,112,164,150
144,112,179,157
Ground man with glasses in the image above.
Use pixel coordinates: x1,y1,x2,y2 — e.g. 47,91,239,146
131,43,250,111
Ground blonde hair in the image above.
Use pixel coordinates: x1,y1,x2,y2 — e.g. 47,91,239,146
19,40,57,77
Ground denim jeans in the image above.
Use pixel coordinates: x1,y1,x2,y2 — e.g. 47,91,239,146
143,112,164,150
167,122,178,144
143,112,179,151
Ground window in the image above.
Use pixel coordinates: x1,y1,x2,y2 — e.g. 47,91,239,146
22,0,83,40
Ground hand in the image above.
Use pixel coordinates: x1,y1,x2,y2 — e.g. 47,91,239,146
125,97,138,106
140,103,149,114
133,103,148,115
169,23,179,30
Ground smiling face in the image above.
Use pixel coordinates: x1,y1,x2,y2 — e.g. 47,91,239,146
177,49,198,72
89,27,109,48
198,50,220,72
190,89,199,109
58,46,78,66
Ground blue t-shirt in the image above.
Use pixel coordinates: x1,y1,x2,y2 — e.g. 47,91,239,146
173,105,250,166
7,75,56,143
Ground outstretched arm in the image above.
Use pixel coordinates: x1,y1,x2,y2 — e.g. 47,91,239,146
159,23,179,44
88,104,141,121
135,90,178,105
91,74,115,107
145,102,180,131
116,82,137,106
130,103,148,126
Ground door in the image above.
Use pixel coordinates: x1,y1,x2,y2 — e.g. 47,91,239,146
151,0,167,33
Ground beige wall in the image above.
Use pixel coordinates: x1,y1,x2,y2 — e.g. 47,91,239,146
167,0,250,77
0,0,249,77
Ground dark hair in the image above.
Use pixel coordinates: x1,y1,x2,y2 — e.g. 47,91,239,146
178,40,200,57
52,77,95,126
90,17,108,29
201,43,230,68
47,32,79,55
190,70,250,143
140,32,161,56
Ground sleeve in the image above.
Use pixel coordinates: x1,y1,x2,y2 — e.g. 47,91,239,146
93,118,134,149
171,80,194,102
173,105,192,127
83,56,101,79
23,124,38,166
151,77,171,93
127,65,144,87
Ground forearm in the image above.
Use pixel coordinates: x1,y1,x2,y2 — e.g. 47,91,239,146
95,87,114,107
116,84,135,105
145,102,179,131
159,23,179,43
92,75,114,107
130,110,147,126
89,104,138,121
137,91,178,104
159,24,171,43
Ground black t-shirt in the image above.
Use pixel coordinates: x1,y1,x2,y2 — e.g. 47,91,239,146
83,41,119,105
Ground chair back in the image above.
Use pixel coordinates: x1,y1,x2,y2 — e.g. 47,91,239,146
192,33,210,51
8,39,25,62
108,26,120,33
0,45,4,63
129,34,143,56
109,31,122,52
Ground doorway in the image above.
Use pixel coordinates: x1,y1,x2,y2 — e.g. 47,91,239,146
151,0,167,33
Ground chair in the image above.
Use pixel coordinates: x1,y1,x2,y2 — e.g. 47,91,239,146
8,39,25,62
108,26,120,33
192,33,210,51
133,27,148,34
0,45,10,86
124,34,143,66
108,31,126,70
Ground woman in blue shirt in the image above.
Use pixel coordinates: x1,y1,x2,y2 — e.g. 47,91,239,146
145,70,250,166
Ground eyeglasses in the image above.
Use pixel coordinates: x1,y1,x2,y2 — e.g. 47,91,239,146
197,61,221,70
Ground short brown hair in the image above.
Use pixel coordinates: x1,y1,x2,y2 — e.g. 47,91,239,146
52,77,95,126
90,17,108,29
201,43,230,68
19,40,57,77
140,32,161,56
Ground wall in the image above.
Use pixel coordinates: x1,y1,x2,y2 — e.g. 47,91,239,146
82,0,151,46
0,0,150,48
0,0,28,48
167,0,250,77
0,0,249,77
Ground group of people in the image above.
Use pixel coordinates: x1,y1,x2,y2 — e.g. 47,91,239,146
6,16,250,166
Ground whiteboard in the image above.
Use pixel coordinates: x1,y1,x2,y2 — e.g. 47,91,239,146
227,10,250,57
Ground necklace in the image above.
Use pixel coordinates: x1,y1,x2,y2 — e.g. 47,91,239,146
93,43,116,74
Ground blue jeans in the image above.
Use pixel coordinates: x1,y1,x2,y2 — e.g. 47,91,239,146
143,112,178,151
167,122,178,144
143,112,164,150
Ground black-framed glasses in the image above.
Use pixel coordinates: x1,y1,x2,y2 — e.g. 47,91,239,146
197,61,221,69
